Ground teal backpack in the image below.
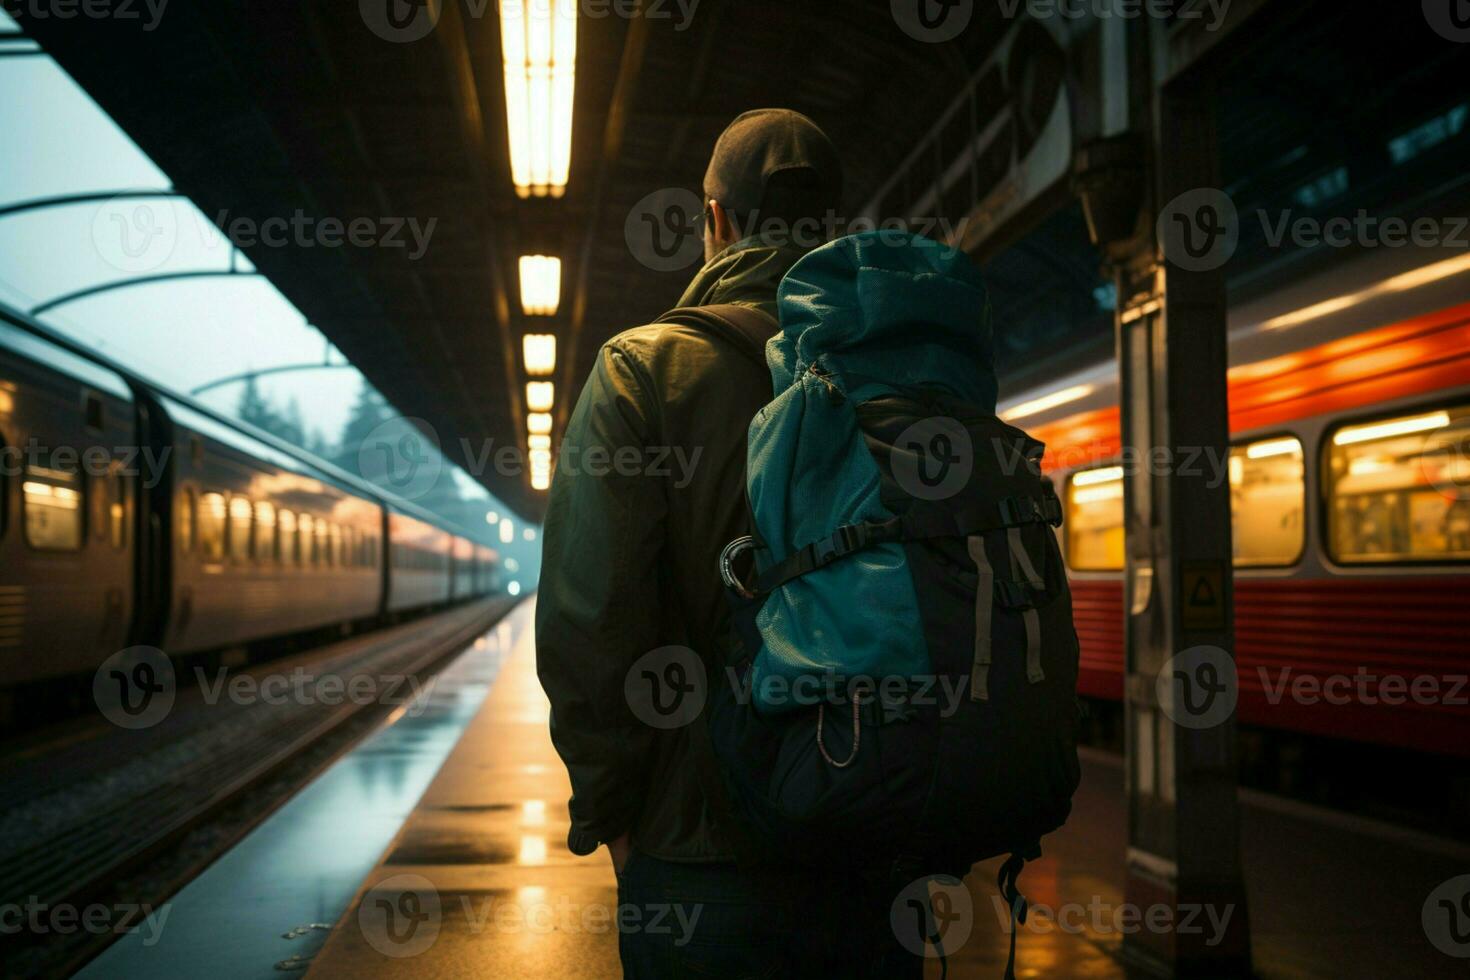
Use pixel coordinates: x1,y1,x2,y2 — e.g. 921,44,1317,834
700,231,1082,978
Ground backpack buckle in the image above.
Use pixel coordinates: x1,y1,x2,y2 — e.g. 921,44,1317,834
999,495,1064,528
813,524,867,566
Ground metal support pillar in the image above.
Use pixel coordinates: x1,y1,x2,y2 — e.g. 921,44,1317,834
1108,21,1253,980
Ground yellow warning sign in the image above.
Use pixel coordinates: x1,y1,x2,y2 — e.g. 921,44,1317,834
1181,563,1226,631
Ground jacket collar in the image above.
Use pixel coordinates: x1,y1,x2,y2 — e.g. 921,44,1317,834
675,235,811,316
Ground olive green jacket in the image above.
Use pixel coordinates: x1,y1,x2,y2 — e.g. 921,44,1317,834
536,238,808,861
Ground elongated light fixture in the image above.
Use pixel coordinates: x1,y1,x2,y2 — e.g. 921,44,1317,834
1001,384,1096,422
526,381,555,413
501,0,576,198
1073,465,1124,487
519,256,562,316
523,333,557,374
1333,411,1450,446
527,412,553,435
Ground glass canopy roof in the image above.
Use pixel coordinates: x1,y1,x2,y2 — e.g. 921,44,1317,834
0,12,538,586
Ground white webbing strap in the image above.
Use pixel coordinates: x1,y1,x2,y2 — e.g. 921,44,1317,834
966,535,994,701
1007,526,1047,684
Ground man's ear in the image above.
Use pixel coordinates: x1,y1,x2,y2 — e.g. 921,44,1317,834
708,199,735,247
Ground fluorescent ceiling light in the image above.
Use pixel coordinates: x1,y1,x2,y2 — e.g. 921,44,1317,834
1001,384,1096,422
531,470,551,490
501,0,576,198
1073,465,1124,487
1262,252,1470,331
526,381,555,413
523,332,557,375
528,434,551,451
527,412,553,435
519,256,562,316
1333,411,1450,446
1245,437,1302,459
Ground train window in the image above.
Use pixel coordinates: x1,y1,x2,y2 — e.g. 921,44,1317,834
198,492,227,561
1229,436,1305,566
279,510,298,565
256,501,278,562
108,463,128,550
23,461,84,551
228,496,254,563
178,488,196,555
1064,465,1124,571
1327,406,1470,564
317,520,330,568
299,513,316,566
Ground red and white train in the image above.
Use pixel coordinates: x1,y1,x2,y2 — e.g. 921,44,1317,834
1002,245,1470,757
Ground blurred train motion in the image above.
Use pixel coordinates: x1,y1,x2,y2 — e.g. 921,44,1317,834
1004,244,1470,762
0,303,501,722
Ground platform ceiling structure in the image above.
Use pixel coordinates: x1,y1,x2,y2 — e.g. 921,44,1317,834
18,2,1006,519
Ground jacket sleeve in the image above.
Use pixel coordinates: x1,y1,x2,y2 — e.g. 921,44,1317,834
535,341,666,844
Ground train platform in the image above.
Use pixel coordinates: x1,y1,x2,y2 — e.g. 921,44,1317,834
73,597,1468,978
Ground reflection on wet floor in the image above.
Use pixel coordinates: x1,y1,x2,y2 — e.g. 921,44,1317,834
75,604,526,980
305,597,624,978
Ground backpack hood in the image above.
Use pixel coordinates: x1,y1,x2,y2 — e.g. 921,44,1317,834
771,230,997,410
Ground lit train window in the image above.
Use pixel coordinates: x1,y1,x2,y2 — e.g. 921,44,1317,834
1065,465,1124,571
1327,406,1470,563
299,513,316,566
256,502,278,563
228,496,254,563
108,464,128,550
198,492,226,562
178,489,195,555
317,521,331,567
1230,436,1305,566
23,462,84,551
279,510,298,565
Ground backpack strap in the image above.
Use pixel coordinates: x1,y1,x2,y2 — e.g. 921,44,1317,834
654,303,778,368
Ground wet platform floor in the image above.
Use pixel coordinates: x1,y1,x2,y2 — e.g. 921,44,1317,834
89,596,1469,978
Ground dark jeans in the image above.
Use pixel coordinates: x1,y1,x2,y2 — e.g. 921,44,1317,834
615,849,927,979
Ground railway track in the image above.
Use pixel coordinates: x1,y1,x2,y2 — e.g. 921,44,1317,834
0,596,517,976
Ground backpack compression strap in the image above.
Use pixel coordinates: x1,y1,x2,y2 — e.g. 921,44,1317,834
654,304,778,368
752,494,1064,596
